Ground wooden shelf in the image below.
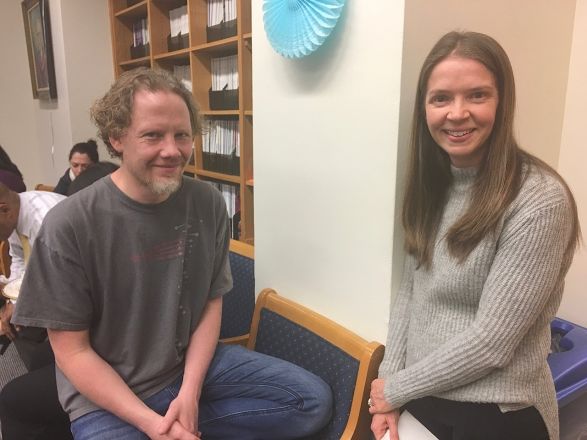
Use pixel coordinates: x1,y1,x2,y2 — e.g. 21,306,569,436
194,169,241,185
193,37,238,54
153,48,191,61
114,1,147,19
119,56,150,67
201,110,240,117
109,0,254,244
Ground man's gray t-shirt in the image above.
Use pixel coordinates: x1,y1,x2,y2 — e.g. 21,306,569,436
13,176,233,421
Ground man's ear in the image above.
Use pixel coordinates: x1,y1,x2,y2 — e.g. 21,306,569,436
109,137,123,155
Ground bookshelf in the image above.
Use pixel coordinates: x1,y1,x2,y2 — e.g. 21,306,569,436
108,0,254,248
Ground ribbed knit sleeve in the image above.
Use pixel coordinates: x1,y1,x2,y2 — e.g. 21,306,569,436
382,171,573,417
378,255,417,377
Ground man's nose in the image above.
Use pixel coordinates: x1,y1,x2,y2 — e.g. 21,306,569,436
160,136,182,157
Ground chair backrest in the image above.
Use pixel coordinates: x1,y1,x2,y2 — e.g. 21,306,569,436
220,241,255,344
247,288,385,440
0,241,10,277
34,183,55,192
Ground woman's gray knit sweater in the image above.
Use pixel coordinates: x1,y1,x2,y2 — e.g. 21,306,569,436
379,165,575,440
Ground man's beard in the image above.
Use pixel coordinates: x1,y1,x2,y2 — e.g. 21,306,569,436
130,160,185,198
147,176,182,196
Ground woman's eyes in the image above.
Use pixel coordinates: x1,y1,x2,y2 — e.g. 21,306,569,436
428,91,491,105
470,91,488,101
429,95,450,105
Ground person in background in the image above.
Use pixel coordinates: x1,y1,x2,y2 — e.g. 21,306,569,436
53,139,99,195
369,31,580,440
0,161,118,440
0,146,26,193
0,162,119,440
66,161,119,196
11,67,332,440
0,183,65,370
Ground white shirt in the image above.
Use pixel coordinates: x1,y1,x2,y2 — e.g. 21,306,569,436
3,191,66,282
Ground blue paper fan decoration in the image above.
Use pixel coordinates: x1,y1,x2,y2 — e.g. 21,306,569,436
263,0,346,59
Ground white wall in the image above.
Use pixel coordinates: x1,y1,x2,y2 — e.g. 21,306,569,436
557,0,587,327
0,0,113,187
402,0,576,169
0,0,45,189
253,0,580,343
253,1,405,342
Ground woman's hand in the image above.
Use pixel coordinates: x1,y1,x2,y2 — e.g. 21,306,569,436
371,411,400,440
369,378,394,414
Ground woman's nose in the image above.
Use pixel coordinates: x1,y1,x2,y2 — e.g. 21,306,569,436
447,98,470,121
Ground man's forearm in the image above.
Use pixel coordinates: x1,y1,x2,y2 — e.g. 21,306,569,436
180,296,222,402
49,330,158,433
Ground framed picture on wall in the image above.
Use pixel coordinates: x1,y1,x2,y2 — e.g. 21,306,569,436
21,0,57,100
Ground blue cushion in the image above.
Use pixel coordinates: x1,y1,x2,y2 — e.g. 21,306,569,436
254,309,360,440
220,252,255,339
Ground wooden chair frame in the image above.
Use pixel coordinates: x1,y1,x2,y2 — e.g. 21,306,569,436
219,239,255,346
34,184,55,192
247,288,384,440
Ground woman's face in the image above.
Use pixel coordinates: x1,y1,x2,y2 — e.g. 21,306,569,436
70,152,92,177
425,56,499,168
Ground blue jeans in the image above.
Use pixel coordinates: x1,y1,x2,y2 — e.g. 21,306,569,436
71,344,333,439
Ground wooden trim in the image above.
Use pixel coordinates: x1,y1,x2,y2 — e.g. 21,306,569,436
220,334,249,346
34,183,55,191
229,239,254,259
247,289,384,439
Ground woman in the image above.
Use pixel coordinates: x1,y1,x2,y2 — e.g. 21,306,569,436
369,31,580,440
0,145,26,193
54,139,99,195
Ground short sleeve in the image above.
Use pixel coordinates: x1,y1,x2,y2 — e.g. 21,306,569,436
13,220,93,330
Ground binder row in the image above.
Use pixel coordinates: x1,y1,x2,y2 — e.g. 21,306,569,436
209,181,240,239
201,119,240,176
173,65,192,92
211,55,238,91
132,18,149,47
169,5,188,37
208,0,237,27
203,119,240,157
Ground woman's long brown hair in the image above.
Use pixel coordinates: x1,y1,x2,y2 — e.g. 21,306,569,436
403,31,581,267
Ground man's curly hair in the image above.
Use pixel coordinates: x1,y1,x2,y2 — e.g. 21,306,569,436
90,67,201,158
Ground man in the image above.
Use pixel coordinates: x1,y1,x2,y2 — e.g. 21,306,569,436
0,183,65,345
12,68,332,439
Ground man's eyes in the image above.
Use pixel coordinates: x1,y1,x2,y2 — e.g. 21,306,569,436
143,132,162,139
142,132,191,140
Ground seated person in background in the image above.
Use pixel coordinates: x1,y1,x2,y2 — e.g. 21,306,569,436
0,183,65,368
53,139,99,195
0,161,118,440
0,145,26,193
11,67,333,440
66,161,119,196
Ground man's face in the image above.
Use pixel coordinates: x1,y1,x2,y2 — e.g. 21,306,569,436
0,202,18,241
109,89,193,204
